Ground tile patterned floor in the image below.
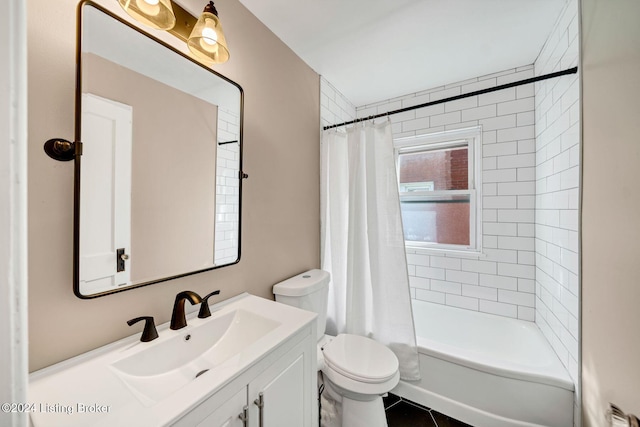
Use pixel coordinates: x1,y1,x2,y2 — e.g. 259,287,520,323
384,394,474,427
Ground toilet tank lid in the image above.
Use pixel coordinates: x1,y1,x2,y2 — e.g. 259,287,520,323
273,269,330,297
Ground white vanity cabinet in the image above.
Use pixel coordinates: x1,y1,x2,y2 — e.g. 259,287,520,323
172,324,317,427
248,350,306,426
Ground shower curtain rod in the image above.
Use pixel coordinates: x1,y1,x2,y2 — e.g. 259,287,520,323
323,66,578,130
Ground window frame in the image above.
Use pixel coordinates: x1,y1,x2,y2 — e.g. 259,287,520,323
394,126,483,254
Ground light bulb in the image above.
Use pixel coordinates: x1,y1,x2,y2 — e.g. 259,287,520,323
202,27,218,45
187,4,229,64
199,20,219,53
136,0,160,16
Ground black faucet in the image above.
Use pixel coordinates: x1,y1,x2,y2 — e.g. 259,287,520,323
198,290,221,318
127,316,159,342
170,291,202,330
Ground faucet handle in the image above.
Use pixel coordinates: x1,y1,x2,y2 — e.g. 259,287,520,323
198,290,221,318
127,316,159,342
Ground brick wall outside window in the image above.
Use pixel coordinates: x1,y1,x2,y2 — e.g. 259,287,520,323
399,148,468,191
399,148,471,245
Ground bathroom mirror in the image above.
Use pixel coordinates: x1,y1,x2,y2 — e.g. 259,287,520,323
74,2,243,298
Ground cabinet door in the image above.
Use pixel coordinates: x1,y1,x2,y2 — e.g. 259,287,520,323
196,387,247,427
249,353,306,427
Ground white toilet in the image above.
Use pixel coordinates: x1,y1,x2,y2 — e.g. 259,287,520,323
273,269,400,427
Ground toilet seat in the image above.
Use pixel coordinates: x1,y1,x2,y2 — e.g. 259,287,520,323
322,334,399,384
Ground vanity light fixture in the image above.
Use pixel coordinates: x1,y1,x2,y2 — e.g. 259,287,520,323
116,0,230,65
117,0,176,30
187,2,230,64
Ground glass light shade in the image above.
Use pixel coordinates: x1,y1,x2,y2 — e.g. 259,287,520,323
187,10,230,64
118,0,176,30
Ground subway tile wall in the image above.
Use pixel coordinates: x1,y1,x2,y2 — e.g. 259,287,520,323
214,106,241,265
355,66,539,322
321,77,357,128
533,0,580,422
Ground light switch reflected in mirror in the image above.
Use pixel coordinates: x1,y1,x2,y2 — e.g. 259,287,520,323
75,2,243,298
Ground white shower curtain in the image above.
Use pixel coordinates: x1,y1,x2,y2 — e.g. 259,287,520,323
321,120,420,381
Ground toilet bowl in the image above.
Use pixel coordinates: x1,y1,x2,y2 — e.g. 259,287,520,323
273,269,399,427
320,334,400,427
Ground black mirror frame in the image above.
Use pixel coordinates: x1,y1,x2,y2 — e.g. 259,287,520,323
73,1,244,299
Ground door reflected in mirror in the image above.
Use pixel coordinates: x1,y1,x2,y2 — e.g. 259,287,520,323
75,2,243,298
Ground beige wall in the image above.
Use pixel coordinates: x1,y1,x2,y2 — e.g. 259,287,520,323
581,0,640,424
27,0,320,371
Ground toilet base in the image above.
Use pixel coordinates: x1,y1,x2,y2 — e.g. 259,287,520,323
321,376,389,427
342,395,387,427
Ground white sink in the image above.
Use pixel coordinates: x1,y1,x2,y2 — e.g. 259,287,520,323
28,293,316,427
110,309,280,405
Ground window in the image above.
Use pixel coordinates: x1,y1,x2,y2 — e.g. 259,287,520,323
395,127,482,252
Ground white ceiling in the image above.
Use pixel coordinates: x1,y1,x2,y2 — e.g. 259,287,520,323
238,0,567,106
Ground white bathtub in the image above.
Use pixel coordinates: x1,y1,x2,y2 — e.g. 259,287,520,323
392,300,574,427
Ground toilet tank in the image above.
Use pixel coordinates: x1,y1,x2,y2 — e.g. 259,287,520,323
273,269,330,342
